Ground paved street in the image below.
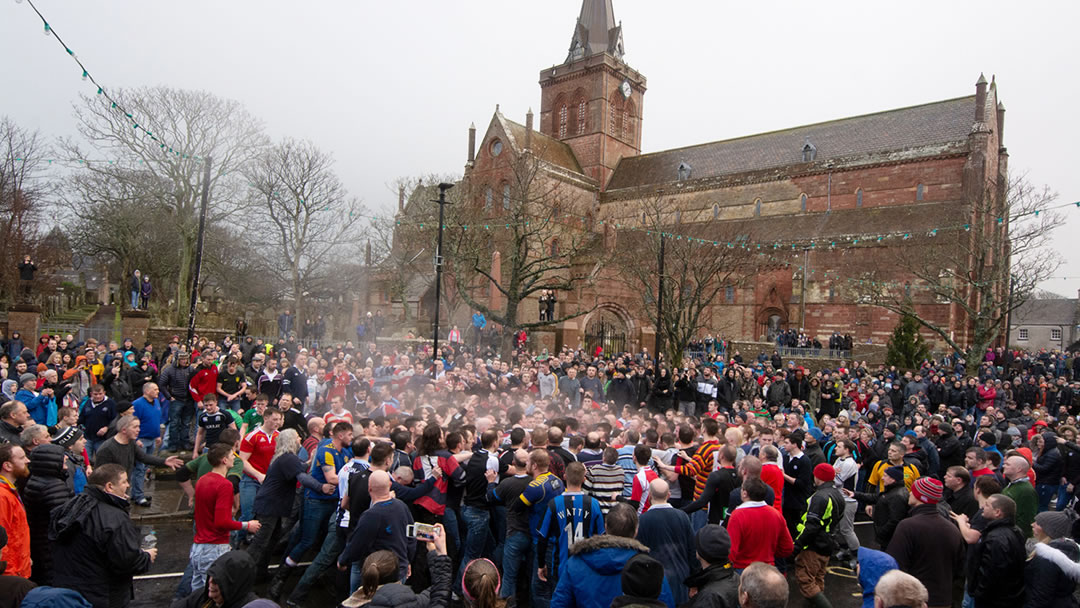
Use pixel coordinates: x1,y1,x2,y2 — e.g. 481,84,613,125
131,477,870,608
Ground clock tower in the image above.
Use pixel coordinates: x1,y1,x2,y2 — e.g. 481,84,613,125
539,0,645,190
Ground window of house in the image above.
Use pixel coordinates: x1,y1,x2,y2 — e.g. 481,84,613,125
828,285,836,301
502,184,511,209
916,183,924,201
725,286,734,303
802,139,817,162
559,105,568,138
754,199,762,216
1052,328,1063,341
856,189,863,208
677,162,692,181
484,187,493,210
577,100,586,135
712,204,720,219
1018,328,1029,341
800,194,808,212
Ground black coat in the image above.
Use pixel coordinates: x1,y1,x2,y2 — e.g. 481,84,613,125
1024,539,1080,608
346,552,450,608
50,486,152,608
936,432,964,470
968,517,1028,608
886,504,965,608
854,481,908,550
679,562,739,608
172,550,259,608
21,443,74,584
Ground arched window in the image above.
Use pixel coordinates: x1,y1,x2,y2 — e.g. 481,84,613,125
484,186,493,210
856,188,863,208
800,194,808,212
559,105,568,139
712,203,720,219
624,101,636,144
577,99,587,135
609,92,623,136
675,210,682,224
754,198,762,216
641,211,647,225
502,184,511,209
916,183,924,201
550,239,559,257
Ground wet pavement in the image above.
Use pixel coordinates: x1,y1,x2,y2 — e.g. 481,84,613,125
131,477,870,608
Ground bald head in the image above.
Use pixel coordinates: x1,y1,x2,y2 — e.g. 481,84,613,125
369,470,392,500
1003,455,1031,482
649,478,670,504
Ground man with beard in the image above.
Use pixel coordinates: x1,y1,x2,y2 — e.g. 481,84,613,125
0,443,31,578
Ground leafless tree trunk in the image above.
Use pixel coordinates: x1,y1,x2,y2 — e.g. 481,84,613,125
0,117,51,302
60,87,266,323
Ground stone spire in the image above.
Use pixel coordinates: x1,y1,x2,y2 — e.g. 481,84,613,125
567,0,624,63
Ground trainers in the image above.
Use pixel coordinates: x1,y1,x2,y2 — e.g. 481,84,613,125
134,497,152,507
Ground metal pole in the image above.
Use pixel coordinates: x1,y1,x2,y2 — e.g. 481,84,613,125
800,247,809,331
431,183,454,378
186,157,212,348
655,233,665,359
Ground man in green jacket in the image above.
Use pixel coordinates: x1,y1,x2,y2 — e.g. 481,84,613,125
1001,455,1037,538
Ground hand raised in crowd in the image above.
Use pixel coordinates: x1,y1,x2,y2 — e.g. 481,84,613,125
163,456,184,470
425,523,448,555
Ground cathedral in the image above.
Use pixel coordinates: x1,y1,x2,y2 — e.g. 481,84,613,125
387,0,1009,357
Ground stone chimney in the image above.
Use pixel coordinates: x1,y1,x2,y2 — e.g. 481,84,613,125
997,101,1006,147
398,184,405,212
974,73,988,122
525,108,534,150
468,123,476,164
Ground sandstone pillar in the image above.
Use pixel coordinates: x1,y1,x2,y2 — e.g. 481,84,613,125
7,305,41,343
121,310,151,347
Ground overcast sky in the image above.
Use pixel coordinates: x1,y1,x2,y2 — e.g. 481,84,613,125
3,0,1078,296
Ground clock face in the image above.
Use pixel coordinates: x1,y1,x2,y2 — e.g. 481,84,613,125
620,80,632,99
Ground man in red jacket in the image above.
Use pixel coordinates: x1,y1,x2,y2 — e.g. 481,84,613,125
727,478,793,570
188,351,219,408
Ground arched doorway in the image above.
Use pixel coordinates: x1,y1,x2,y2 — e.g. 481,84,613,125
758,307,787,341
584,310,629,356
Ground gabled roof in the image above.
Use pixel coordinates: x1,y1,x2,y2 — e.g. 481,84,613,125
1014,298,1079,327
607,95,976,191
499,115,585,175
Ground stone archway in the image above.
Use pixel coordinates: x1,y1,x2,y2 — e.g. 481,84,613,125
757,307,788,342
581,303,635,356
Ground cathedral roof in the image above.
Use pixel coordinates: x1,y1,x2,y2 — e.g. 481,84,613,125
502,117,585,175
606,95,976,191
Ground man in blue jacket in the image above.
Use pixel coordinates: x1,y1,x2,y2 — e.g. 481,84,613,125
14,373,53,426
551,502,675,608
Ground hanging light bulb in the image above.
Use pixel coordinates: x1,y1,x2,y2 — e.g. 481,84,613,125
44,22,51,36
82,70,89,81
16,0,25,4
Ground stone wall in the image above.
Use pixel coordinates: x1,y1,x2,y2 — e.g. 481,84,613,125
726,340,888,374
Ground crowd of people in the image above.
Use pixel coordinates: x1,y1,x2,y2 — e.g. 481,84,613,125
1,324,1079,608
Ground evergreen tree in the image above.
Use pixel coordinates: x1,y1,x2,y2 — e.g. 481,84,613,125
886,313,931,370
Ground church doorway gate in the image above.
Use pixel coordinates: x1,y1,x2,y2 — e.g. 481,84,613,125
585,311,627,357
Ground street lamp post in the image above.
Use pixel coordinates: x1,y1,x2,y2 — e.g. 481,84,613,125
431,183,454,378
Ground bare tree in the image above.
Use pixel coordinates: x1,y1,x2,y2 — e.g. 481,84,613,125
245,138,366,329
61,87,266,323
850,173,1060,362
614,194,757,366
0,117,51,302
443,147,607,355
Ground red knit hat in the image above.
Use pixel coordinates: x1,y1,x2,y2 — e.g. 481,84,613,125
911,477,943,505
813,463,835,482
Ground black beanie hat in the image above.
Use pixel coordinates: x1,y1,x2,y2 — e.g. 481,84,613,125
621,553,665,600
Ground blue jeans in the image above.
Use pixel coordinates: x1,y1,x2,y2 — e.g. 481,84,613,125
287,498,336,562
501,531,532,599
291,518,345,601
188,543,231,592
691,509,708,532
531,539,554,608
444,506,461,558
239,476,261,523
87,437,106,458
459,506,492,571
132,437,157,500
1037,484,1060,513
167,399,195,450
131,290,139,309
1057,484,1072,511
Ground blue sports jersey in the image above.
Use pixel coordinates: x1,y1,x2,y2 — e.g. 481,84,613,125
538,491,605,576
519,471,564,537
307,442,345,500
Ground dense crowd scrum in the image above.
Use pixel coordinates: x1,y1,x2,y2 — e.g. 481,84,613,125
1,324,1080,608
